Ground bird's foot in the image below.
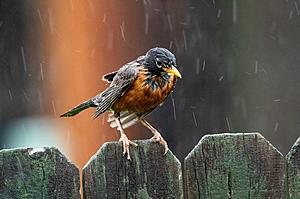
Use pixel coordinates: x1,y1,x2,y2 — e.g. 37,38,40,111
150,132,169,155
119,134,138,160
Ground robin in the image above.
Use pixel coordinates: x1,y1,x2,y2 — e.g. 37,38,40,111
61,47,182,160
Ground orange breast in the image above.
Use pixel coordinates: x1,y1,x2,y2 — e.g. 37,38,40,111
112,72,176,115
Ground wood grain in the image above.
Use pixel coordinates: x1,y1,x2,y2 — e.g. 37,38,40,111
0,147,80,199
83,140,183,199
184,133,285,199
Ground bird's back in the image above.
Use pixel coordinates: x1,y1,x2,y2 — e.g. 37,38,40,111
92,57,143,117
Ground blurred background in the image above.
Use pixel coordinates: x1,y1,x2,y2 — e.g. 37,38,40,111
1,0,300,169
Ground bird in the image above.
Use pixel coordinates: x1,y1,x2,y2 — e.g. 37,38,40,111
60,47,182,160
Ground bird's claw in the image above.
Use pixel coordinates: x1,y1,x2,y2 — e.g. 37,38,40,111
150,133,169,155
119,134,138,160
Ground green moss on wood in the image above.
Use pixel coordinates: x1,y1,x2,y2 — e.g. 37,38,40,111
0,147,80,199
286,137,300,199
184,133,285,199
83,140,183,199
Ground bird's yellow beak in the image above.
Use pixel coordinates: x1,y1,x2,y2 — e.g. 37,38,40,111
163,65,182,78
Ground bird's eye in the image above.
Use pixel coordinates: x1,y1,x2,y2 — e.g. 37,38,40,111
156,61,162,68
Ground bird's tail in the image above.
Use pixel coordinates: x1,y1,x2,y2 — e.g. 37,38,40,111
60,100,95,117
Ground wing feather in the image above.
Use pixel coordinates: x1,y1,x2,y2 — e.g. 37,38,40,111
108,112,140,129
101,56,144,83
92,61,140,118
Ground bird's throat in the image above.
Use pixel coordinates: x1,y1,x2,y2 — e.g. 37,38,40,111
144,73,170,91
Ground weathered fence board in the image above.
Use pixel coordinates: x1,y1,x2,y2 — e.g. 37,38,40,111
83,140,183,199
2,133,300,198
0,147,80,199
184,133,286,199
287,137,300,199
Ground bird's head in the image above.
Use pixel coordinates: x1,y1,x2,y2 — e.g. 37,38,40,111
144,47,182,78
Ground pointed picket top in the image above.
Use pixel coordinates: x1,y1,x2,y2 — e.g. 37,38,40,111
184,133,285,199
0,147,80,198
83,140,183,199
286,137,300,199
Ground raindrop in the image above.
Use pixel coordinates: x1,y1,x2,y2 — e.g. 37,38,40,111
254,60,258,73
192,111,198,127
37,8,44,25
20,46,27,73
217,9,222,18
226,116,232,131
274,122,279,132
170,94,177,120
90,48,96,57
201,0,210,7
295,1,300,16
219,75,224,81
22,89,29,102
40,63,44,81
195,22,202,40
232,0,237,24
167,14,173,32
192,136,197,145
120,21,126,41
102,13,107,23
145,13,149,35
70,0,74,10
169,41,173,49
8,89,13,100
102,115,105,125
52,100,57,117
202,60,206,71
289,10,293,20
182,30,187,51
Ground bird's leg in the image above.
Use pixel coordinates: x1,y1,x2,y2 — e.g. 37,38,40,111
115,117,138,160
140,118,168,155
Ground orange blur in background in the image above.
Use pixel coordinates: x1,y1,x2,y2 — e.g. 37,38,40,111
43,0,149,169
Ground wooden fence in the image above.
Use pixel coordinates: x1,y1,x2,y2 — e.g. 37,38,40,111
1,133,299,198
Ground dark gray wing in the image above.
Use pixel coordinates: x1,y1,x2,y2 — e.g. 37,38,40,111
92,59,142,118
101,56,145,83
